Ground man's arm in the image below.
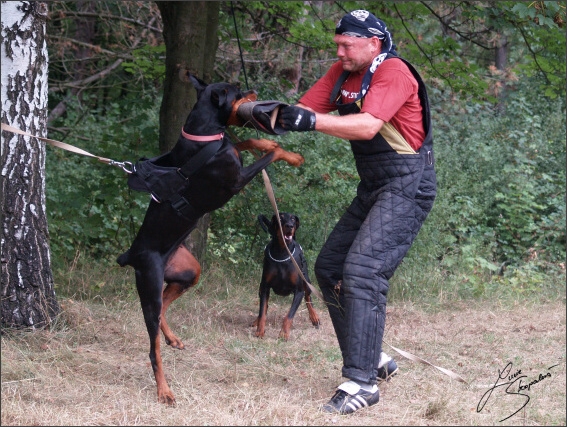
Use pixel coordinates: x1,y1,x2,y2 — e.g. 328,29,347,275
286,103,385,141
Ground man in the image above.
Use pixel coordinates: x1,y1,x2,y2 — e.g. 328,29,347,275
279,10,437,414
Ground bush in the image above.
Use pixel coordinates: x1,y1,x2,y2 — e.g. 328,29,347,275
47,75,566,303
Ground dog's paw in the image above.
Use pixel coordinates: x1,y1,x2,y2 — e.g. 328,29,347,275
157,387,177,406
165,337,185,350
283,152,305,167
255,138,279,151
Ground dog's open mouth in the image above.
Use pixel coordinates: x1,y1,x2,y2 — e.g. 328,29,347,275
284,233,293,245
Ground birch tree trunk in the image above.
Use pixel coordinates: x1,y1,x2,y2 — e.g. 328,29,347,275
1,1,59,328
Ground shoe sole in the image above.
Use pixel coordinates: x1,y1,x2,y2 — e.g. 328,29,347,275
377,366,399,383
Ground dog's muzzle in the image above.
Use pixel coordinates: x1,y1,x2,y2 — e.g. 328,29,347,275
230,99,290,136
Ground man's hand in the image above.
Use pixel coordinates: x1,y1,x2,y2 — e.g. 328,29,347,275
279,105,316,132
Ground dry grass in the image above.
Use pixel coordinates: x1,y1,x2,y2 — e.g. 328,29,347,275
2,273,565,426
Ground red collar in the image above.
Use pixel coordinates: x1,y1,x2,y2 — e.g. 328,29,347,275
181,128,224,142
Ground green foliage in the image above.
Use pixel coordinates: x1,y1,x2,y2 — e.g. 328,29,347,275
122,44,166,81
45,1,566,303
46,90,160,267
422,76,566,299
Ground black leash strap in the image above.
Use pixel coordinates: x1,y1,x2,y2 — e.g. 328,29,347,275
177,139,222,179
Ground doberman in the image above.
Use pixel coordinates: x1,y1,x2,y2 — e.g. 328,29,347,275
252,213,320,340
117,74,304,405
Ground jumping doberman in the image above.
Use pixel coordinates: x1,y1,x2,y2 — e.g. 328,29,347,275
117,74,304,405
253,213,320,340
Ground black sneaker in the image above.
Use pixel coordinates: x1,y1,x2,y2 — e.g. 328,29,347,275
322,381,380,414
377,353,398,383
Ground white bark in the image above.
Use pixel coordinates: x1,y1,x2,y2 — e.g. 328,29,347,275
1,1,58,328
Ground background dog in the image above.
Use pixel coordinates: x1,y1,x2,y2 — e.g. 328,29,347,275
252,213,320,340
117,75,304,405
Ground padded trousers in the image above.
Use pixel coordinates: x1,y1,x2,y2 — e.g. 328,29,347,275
315,156,436,384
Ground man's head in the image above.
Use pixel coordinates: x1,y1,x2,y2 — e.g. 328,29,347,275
334,10,393,73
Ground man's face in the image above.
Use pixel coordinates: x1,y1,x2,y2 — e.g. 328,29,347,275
333,34,381,73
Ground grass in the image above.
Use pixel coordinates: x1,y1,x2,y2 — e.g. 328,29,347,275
1,258,566,426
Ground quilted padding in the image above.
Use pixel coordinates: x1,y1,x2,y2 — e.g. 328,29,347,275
314,56,437,384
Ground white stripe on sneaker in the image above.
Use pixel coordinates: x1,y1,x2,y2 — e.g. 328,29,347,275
355,395,369,407
346,396,367,412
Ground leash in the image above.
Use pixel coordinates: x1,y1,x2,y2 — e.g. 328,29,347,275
228,6,323,302
1,123,133,173
224,128,324,301
383,340,468,384
259,155,466,383
260,166,324,301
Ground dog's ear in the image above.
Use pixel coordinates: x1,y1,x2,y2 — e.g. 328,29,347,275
258,214,271,234
269,214,280,237
294,215,300,235
188,74,208,98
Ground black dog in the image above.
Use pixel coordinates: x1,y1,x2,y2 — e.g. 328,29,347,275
252,213,320,340
117,74,304,405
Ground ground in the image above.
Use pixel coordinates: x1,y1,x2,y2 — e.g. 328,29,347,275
1,295,565,426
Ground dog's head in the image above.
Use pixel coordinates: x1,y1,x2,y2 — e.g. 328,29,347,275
258,213,299,248
188,74,256,127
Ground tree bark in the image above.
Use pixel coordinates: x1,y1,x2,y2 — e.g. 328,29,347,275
1,1,60,328
495,32,509,115
156,1,220,263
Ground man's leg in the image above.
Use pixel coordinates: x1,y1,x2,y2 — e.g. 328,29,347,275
322,189,419,415
315,197,366,358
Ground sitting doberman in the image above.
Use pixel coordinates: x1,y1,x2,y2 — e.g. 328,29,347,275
117,74,304,406
252,213,320,340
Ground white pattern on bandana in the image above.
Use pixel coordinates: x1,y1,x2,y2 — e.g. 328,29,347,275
351,10,370,21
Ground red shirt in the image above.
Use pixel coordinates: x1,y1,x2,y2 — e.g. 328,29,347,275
299,59,425,151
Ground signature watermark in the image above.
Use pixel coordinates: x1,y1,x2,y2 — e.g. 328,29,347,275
476,361,559,422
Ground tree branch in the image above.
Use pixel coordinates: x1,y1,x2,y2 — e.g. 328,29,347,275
49,57,125,94
419,1,493,50
393,3,457,94
48,35,134,59
50,10,162,34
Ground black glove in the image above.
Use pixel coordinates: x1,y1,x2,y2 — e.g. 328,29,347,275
279,105,316,132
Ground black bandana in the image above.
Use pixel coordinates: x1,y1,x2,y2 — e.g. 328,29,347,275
335,10,397,102
335,10,393,55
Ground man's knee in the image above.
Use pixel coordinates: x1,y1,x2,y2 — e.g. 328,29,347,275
314,252,342,289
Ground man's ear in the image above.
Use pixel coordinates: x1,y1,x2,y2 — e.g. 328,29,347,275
370,36,381,54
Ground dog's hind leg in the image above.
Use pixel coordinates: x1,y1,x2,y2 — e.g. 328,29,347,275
134,262,176,405
161,244,201,349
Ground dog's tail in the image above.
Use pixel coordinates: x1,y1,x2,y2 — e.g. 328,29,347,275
116,250,130,267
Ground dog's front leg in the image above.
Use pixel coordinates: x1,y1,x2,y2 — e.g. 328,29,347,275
253,284,270,338
304,290,321,328
280,289,305,340
235,137,278,153
236,138,305,167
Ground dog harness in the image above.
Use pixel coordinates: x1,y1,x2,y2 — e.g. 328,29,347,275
126,136,223,218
